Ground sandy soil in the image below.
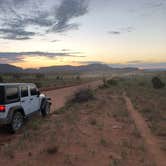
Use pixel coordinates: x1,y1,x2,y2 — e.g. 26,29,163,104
123,94,166,166
0,81,163,166
44,80,102,111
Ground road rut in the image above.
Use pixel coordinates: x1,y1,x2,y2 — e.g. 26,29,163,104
124,95,166,166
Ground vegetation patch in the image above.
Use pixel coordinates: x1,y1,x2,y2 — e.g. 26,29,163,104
109,159,121,166
0,75,3,83
107,79,118,86
100,138,107,146
152,76,165,89
89,118,97,125
54,105,69,115
2,144,15,159
123,73,166,152
0,73,97,89
28,118,43,130
100,78,119,89
71,88,95,103
46,146,58,155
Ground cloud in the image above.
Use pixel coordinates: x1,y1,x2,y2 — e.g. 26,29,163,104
13,0,30,5
0,51,85,63
72,60,105,65
0,28,35,40
108,31,121,35
50,40,60,43
144,0,166,9
109,62,166,69
127,60,144,64
0,0,89,40
50,0,89,33
108,27,134,35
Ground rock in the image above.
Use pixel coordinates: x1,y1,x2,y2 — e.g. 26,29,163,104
112,125,122,129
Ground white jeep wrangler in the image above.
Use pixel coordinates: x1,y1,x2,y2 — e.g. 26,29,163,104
0,83,51,133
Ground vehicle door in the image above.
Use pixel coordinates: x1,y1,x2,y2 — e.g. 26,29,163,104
2,85,20,119
29,84,40,113
20,85,30,115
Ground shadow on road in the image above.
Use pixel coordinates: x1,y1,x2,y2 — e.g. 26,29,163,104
0,126,13,146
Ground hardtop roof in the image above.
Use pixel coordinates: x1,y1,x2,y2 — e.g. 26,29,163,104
0,83,35,86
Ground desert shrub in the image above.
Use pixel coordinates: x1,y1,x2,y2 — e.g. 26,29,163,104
54,106,67,115
99,78,119,89
12,74,21,80
107,79,118,86
56,76,60,80
0,75,3,83
100,138,107,146
102,77,107,84
46,146,58,154
89,118,97,125
76,75,80,80
138,82,146,87
34,82,42,88
36,73,45,79
102,77,108,87
99,78,109,89
152,77,165,89
71,88,95,103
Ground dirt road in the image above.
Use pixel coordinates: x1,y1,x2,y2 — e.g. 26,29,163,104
44,83,166,166
0,80,102,145
43,80,102,111
124,95,166,166
0,87,154,166
0,81,165,166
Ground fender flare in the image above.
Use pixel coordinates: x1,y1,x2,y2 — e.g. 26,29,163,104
7,106,25,123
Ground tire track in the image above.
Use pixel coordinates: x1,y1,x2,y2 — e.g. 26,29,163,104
123,94,166,166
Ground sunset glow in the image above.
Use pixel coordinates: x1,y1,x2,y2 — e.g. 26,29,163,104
0,0,165,69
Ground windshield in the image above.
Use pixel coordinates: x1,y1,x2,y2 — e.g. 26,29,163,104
0,86,5,104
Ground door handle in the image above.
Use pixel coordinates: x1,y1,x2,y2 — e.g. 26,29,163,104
30,98,33,101
21,100,25,103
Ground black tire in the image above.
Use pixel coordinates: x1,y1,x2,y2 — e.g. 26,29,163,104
41,101,51,117
8,111,24,134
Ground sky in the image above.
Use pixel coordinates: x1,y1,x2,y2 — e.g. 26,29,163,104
0,0,165,69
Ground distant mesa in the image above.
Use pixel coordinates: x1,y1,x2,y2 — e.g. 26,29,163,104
0,63,139,73
0,64,23,73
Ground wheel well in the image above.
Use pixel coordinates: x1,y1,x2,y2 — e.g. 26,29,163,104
14,108,25,117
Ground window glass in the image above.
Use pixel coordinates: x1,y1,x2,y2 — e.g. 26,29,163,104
21,86,28,97
0,86,5,104
30,85,37,96
6,86,19,101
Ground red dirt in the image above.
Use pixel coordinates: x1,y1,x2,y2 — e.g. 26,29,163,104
0,81,164,166
39,80,99,92
0,81,102,147
44,80,102,111
123,94,166,166
0,80,102,146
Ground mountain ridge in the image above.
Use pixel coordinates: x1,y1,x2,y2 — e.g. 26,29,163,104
0,63,139,73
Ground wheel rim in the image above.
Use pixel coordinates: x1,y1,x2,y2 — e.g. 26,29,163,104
12,112,23,131
45,104,50,114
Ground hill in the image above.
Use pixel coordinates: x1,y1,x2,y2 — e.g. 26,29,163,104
0,64,23,73
37,63,112,73
0,63,139,73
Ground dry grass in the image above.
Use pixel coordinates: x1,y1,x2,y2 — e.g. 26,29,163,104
46,146,58,155
0,87,154,166
117,73,166,152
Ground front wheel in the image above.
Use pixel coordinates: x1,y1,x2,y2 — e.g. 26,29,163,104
9,111,24,133
41,102,51,117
